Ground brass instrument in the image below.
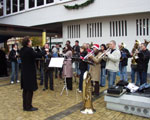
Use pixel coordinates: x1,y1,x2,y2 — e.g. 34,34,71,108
119,42,125,51
119,42,125,61
131,39,150,65
131,40,141,65
83,50,94,60
82,50,95,65
98,48,111,59
90,42,94,48
144,39,150,47
81,71,95,114
106,43,110,49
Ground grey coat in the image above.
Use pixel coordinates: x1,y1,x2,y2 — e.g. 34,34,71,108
63,50,73,78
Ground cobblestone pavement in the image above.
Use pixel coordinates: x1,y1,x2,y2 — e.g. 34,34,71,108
0,76,149,120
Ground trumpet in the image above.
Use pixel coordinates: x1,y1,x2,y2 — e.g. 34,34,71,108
83,50,94,60
98,48,111,59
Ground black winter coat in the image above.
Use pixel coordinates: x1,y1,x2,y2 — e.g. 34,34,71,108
136,49,150,72
79,51,88,71
9,49,19,62
73,45,80,57
43,51,54,72
20,46,42,91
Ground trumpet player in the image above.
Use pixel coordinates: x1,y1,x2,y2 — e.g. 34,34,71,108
135,43,150,85
118,43,131,81
88,44,103,96
103,40,121,88
78,46,88,93
99,44,107,87
130,40,141,86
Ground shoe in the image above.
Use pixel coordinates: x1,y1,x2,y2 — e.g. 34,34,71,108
94,93,100,96
11,81,14,84
43,88,48,91
40,83,43,85
77,89,82,93
25,107,38,111
78,90,82,93
50,88,54,91
17,80,20,83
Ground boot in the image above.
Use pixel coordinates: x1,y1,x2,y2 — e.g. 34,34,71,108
94,81,100,96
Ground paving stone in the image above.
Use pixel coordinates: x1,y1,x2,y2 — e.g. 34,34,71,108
0,76,149,120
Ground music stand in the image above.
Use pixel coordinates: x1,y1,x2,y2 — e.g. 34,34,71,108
60,60,68,96
48,58,68,96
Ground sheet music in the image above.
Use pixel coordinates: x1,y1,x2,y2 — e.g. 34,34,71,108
49,57,64,68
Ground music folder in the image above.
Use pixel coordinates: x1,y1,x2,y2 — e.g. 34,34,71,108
49,57,64,68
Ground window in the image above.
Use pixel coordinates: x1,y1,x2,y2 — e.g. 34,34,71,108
0,0,3,16
110,20,127,37
20,0,25,11
67,24,80,39
37,0,44,6
13,0,17,13
87,22,102,38
46,0,54,4
6,0,11,14
136,18,149,36
29,0,35,8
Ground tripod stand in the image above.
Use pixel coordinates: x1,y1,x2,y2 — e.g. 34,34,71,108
60,61,68,96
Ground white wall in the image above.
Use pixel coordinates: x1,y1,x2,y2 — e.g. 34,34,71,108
0,0,150,26
62,13,150,73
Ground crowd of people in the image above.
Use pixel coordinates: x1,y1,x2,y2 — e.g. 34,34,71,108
0,37,150,111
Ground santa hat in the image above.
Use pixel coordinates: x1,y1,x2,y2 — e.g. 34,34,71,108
92,44,100,50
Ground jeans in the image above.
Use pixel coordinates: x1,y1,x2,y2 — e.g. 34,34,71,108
79,70,85,91
131,68,140,86
119,64,128,81
107,70,117,88
11,62,18,82
74,61,80,75
100,68,106,86
139,71,147,85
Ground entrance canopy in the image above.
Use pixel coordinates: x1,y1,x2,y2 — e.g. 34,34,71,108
0,23,62,43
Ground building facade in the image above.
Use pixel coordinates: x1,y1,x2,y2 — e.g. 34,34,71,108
0,0,150,72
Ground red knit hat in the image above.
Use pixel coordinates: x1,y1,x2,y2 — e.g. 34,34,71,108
92,44,100,50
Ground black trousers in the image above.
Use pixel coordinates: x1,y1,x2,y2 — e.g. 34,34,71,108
44,70,53,89
55,68,58,78
91,81,100,95
23,90,33,110
66,78,72,90
59,68,63,78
